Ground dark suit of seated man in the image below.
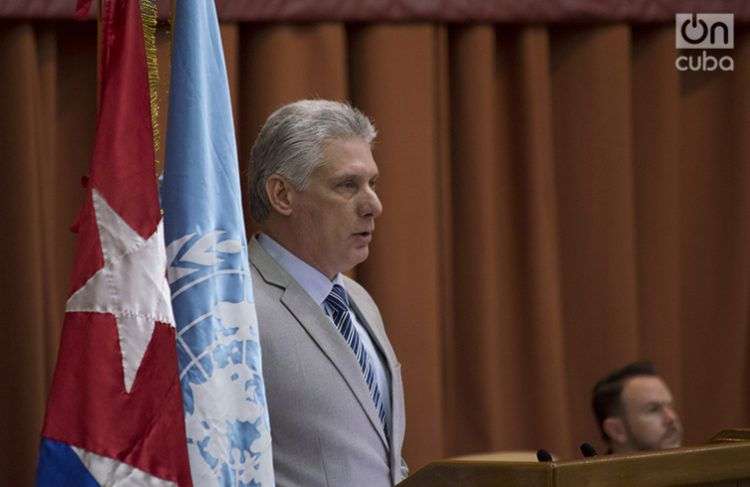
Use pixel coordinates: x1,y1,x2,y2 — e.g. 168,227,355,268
246,99,408,486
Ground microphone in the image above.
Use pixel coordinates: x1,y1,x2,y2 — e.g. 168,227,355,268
579,442,598,458
536,449,553,462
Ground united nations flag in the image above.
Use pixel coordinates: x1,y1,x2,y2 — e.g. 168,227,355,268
161,1,274,485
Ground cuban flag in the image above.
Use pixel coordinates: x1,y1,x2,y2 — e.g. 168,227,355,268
36,0,192,485
161,1,275,485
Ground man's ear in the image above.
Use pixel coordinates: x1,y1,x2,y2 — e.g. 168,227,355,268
603,417,628,445
266,175,294,216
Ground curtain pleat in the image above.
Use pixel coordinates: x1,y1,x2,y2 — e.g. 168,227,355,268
2,18,750,476
35,27,63,381
0,22,49,485
513,27,572,456
631,26,683,404
450,25,513,453
219,24,239,123
736,28,750,436
434,23,455,462
549,25,642,450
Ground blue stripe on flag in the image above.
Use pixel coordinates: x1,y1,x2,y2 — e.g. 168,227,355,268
36,438,100,487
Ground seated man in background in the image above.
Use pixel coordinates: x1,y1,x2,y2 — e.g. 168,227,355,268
592,361,683,454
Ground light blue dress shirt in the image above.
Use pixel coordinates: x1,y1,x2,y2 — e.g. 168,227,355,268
257,233,392,433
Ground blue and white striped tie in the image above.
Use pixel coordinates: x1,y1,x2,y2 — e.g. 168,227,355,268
325,284,389,441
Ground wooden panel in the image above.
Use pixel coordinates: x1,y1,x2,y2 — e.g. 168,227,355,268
399,441,750,487
398,461,553,487
555,443,750,487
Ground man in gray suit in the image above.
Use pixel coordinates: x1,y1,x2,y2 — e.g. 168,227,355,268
246,99,407,486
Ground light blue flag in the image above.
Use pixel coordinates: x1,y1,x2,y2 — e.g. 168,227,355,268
161,1,274,485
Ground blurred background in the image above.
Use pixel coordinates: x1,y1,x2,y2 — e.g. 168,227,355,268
1,0,750,484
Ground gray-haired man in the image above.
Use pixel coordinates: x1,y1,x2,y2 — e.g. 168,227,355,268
247,100,408,486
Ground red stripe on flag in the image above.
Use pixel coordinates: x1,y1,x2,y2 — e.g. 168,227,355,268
88,0,160,240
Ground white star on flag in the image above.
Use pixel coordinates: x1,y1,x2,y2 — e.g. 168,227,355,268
66,189,175,393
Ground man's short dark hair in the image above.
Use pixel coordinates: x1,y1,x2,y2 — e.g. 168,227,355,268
592,361,657,442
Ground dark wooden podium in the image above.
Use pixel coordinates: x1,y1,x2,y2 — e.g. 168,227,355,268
398,430,750,487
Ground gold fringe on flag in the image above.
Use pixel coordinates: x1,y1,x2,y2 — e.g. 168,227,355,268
139,0,161,168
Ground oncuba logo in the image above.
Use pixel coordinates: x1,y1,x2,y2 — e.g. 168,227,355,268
675,13,734,71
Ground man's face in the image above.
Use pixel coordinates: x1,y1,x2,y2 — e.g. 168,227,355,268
619,376,683,451
289,137,382,278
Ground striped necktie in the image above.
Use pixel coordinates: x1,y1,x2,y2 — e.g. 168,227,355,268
325,284,389,441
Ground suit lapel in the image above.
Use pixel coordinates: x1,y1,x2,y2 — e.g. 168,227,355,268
347,285,405,473
249,239,389,450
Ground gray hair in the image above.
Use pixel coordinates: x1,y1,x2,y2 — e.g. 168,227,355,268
248,99,377,223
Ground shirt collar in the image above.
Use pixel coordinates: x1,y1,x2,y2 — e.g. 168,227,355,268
257,233,345,307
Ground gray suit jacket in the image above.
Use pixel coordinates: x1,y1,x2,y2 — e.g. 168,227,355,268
249,237,407,486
